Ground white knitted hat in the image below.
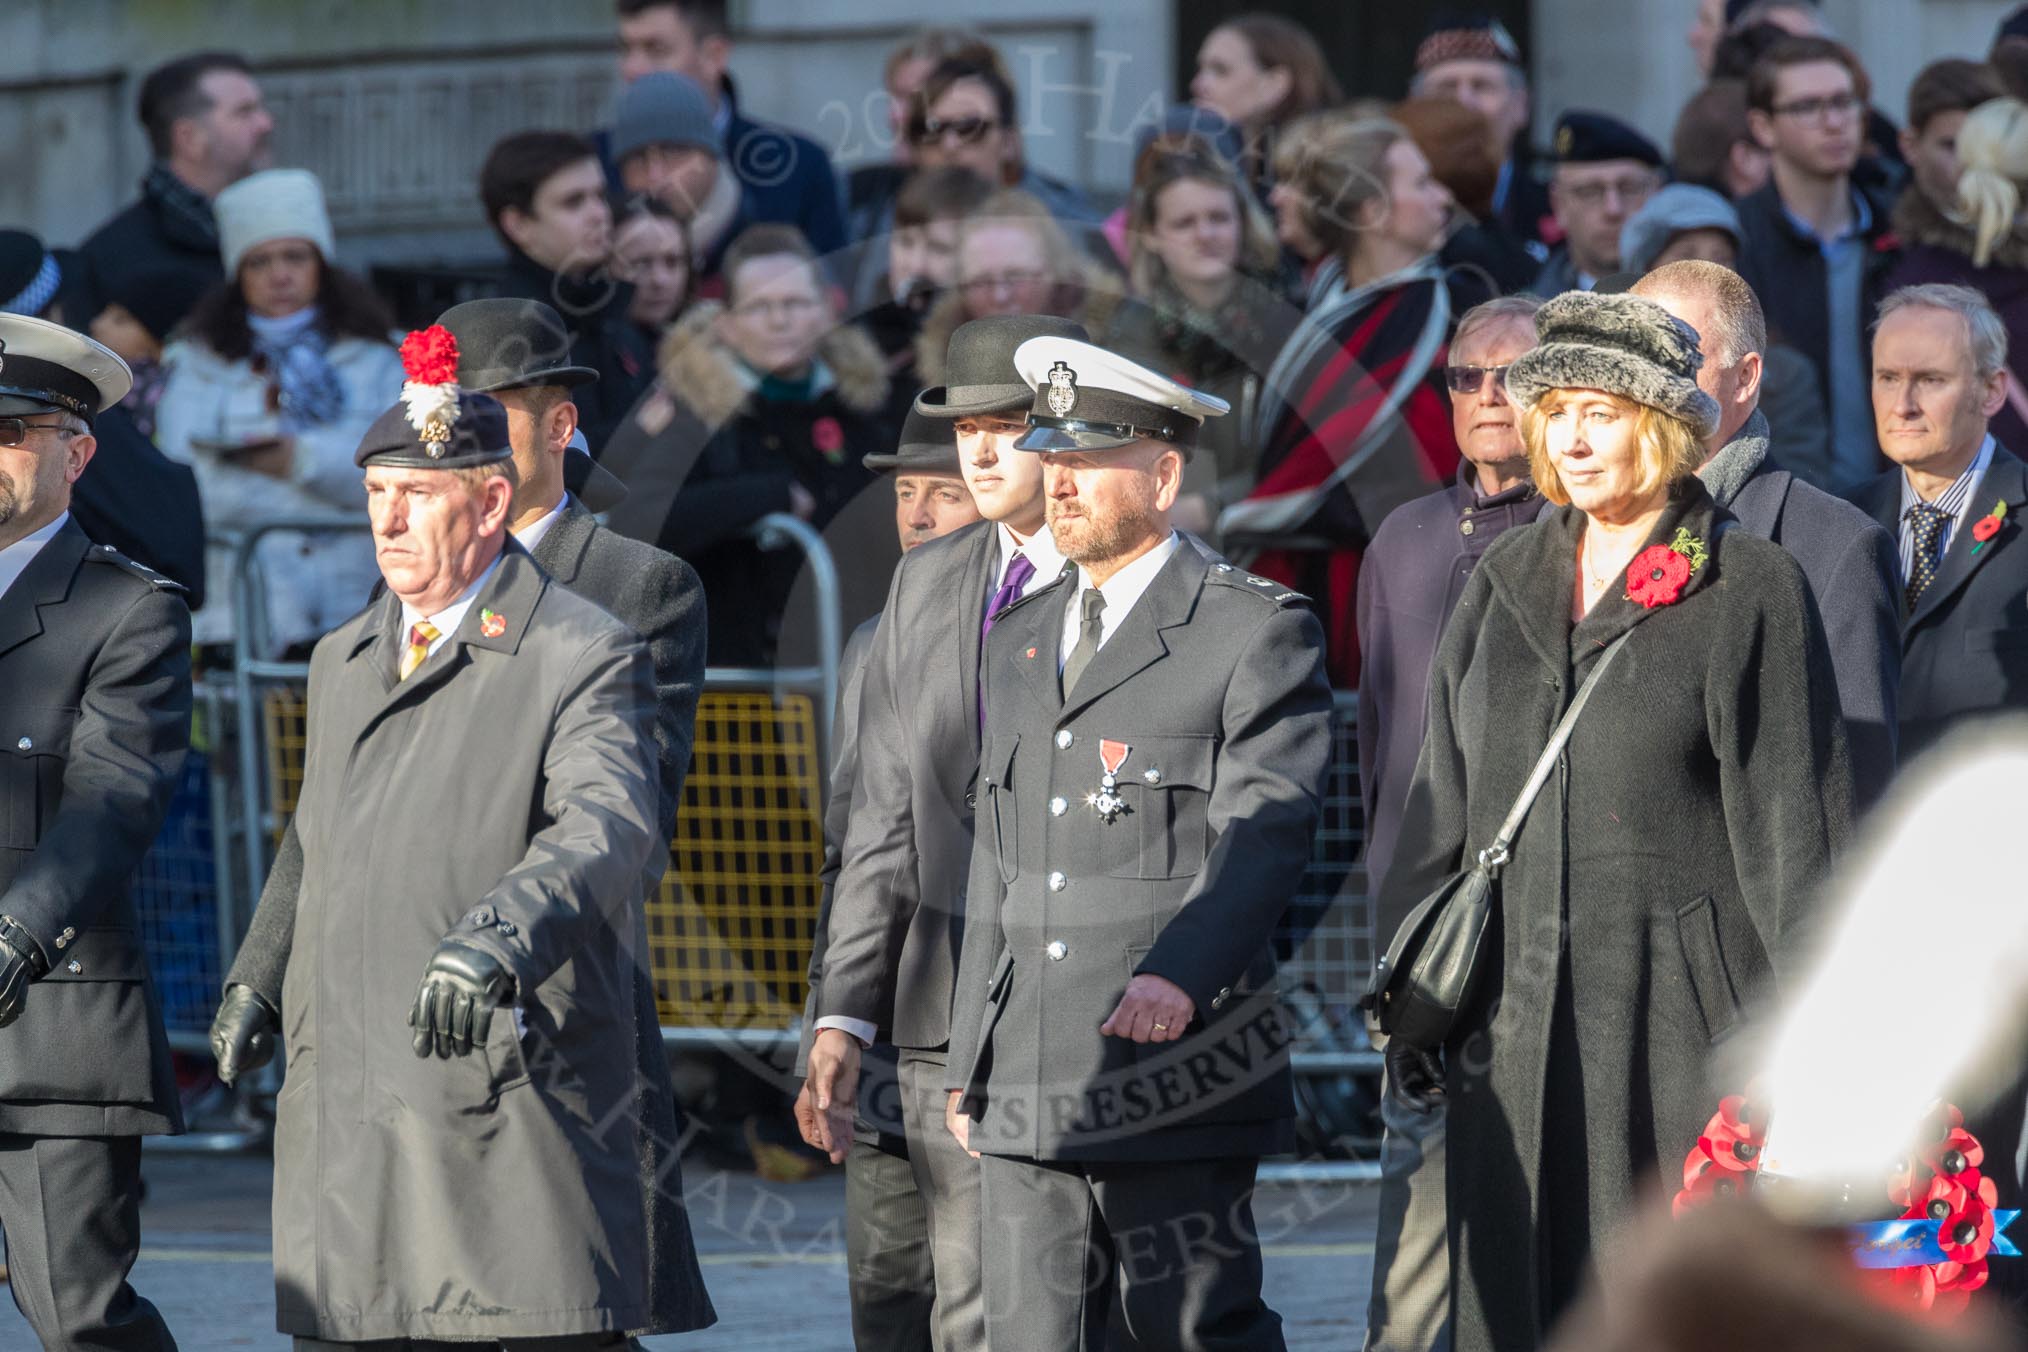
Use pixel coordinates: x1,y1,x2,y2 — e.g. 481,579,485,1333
214,168,336,276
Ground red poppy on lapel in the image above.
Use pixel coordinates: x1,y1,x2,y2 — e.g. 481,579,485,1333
480,608,507,639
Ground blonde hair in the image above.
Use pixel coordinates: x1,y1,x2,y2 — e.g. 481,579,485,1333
1956,96,2028,267
1519,390,1706,507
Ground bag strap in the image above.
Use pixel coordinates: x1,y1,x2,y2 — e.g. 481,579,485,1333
1477,629,1634,874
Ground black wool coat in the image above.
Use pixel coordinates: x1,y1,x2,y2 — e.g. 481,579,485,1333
1379,480,1852,1351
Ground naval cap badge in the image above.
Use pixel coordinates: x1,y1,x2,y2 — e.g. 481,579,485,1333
1046,360,1078,418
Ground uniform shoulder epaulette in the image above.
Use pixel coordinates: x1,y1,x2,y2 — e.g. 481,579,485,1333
1207,561,1307,607
86,543,185,592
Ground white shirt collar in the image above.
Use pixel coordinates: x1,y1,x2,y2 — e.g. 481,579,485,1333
1899,434,1995,514
399,550,506,658
996,519,1067,597
514,492,571,553
0,512,69,606
1060,531,1182,666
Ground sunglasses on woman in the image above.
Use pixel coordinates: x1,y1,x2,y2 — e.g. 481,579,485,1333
910,115,1000,147
1443,364,1511,395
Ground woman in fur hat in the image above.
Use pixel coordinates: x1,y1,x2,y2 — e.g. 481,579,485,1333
1886,94,2028,451
1377,291,1852,1352
601,223,894,669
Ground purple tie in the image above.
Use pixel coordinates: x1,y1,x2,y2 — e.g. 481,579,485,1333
979,553,1036,728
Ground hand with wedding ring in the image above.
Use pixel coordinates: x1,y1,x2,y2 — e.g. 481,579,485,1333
1100,973,1194,1043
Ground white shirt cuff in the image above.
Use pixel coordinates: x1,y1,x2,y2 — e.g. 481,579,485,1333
813,1016,877,1048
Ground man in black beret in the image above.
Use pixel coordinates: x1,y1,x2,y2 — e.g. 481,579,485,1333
0,313,191,1348
228,381,710,1347
1535,110,1665,295
211,300,717,1339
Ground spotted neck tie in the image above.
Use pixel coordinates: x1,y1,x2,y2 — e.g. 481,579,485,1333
1904,503,1953,614
399,620,441,681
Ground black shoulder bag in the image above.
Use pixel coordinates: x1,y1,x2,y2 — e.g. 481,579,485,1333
1362,629,1633,1052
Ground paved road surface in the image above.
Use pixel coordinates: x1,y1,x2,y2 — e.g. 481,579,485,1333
0,1148,1378,1349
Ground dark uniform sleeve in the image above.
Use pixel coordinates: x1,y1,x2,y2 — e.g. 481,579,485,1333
451,626,664,995
3,584,191,942
1137,602,1334,1016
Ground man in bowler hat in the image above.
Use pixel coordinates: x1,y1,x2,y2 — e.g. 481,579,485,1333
802,314,1088,1352
947,335,1332,1351
0,312,190,1348
794,407,980,1352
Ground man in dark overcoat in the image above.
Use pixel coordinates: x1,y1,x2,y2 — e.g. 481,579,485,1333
946,336,1333,1351
214,300,716,1339
1847,282,2028,1312
799,315,1085,1352
1632,260,1902,806
0,314,191,1348
248,384,677,1348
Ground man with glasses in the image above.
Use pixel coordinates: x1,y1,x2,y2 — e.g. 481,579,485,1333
1354,294,1544,1352
1738,35,1899,491
0,314,192,1350
904,56,1099,230
1533,111,1665,295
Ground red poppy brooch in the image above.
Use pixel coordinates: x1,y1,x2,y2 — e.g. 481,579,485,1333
1625,528,1709,609
1674,1095,2021,1318
811,415,845,463
1971,500,2007,555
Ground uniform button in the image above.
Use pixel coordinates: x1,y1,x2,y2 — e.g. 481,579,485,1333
1215,563,1233,572
1459,520,1476,536
1212,985,1233,1009
1048,871,1067,892
496,920,517,937
965,790,978,809
15,737,30,752
1046,941,1067,961
1049,796,1067,816
1143,767,1161,785
1055,729,1074,750
54,928,73,949
66,959,81,975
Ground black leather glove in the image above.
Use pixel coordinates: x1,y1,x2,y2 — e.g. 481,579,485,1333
1385,1038,1447,1115
0,915,50,1029
408,938,514,1060
210,983,279,1085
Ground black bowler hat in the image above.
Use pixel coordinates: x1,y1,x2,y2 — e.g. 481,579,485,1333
355,392,513,469
1550,110,1665,169
436,297,599,392
864,407,962,473
915,314,1090,419
0,312,132,425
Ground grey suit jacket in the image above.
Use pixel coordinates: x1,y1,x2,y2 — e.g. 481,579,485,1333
1726,454,1902,807
815,520,1003,1049
0,519,191,1137
1850,443,2028,764
948,546,1333,1162
227,500,708,1002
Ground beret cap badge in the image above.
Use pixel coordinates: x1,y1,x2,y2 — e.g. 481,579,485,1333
1046,361,1078,418
398,325,464,449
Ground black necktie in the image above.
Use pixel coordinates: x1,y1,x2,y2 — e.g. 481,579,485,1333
1061,588,1106,698
1905,502,1953,613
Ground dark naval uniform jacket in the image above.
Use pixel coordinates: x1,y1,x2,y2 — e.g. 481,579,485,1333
0,517,191,1137
948,543,1332,1162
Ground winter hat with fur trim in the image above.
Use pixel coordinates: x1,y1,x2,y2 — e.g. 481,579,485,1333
215,169,337,277
1503,290,1721,439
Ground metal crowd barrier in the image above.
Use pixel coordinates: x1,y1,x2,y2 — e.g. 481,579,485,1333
126,515,1381,1155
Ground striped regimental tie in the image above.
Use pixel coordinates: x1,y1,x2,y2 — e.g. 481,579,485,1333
399,620,441,681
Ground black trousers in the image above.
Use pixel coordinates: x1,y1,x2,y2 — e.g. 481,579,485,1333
0,1133,176,1351
977,1152,1285,1352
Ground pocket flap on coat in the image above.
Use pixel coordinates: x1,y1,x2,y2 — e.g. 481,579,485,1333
3,706,77,760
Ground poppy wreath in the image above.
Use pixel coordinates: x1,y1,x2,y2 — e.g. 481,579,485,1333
1674,1097,2022,1317
1625,527,1709,608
